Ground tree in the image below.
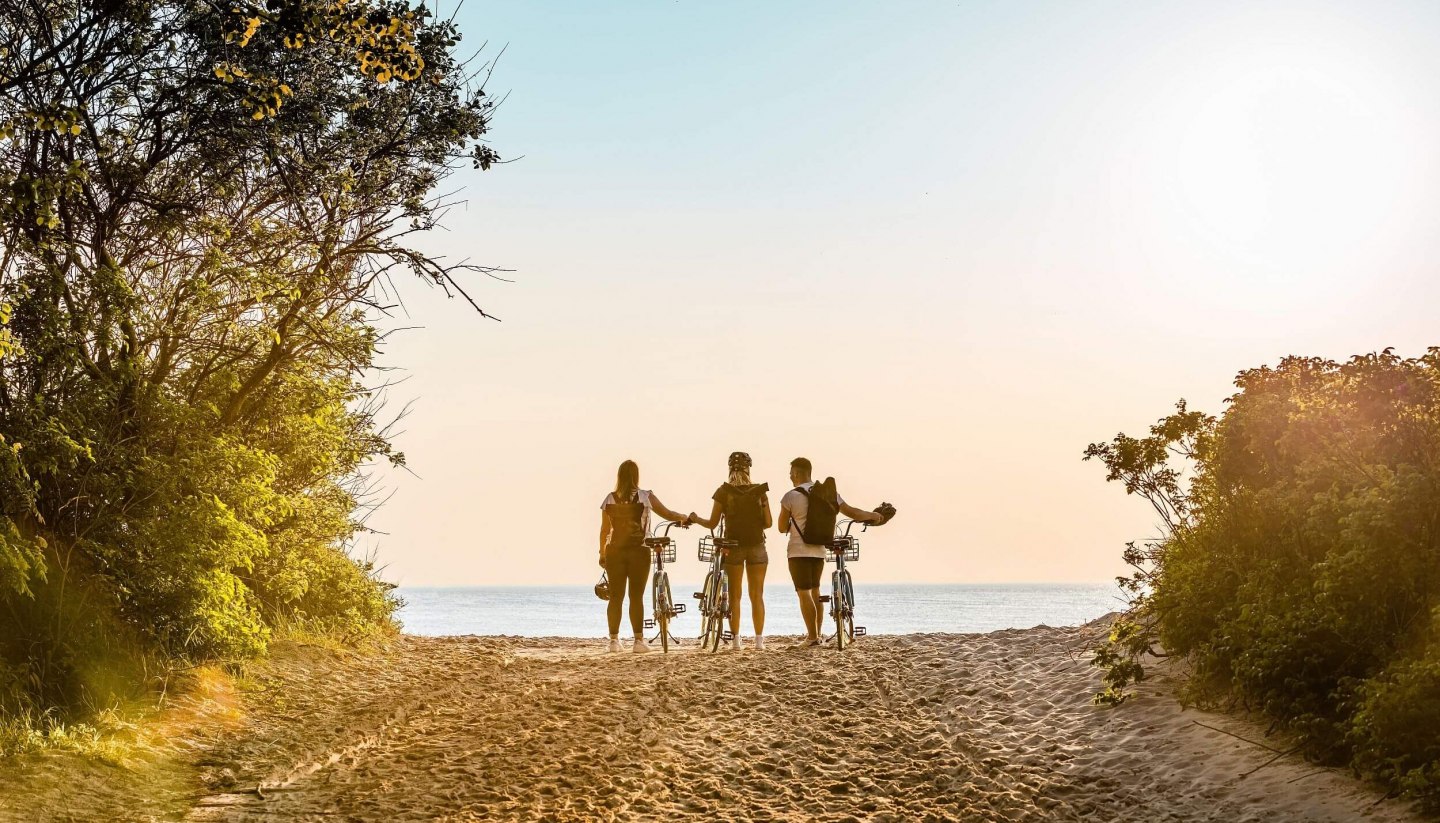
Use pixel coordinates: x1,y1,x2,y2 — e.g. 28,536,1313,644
0,0,501,710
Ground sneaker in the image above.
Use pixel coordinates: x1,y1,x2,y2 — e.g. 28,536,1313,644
608,637,621,653
807,637,822,647
632,638,652,654
754,636,765,651
730,637,742,651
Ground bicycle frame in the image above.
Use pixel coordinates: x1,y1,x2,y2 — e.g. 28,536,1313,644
823,519,868,649
642,521,686,652
694,520,736,652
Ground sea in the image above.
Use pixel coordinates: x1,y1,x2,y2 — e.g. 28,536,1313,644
396,583,1124,638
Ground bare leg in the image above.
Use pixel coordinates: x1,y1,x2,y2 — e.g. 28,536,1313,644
797,587,819,641
748,563,768,636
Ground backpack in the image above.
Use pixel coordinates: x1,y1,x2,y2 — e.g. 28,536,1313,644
606,491,645,548
793,477,839,545
720,482,768,545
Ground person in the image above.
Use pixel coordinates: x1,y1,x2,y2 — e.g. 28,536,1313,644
599,460,689,653
776,456,885,647
688,452,772,651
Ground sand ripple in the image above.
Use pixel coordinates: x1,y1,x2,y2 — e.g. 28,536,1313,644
166,625,1425,822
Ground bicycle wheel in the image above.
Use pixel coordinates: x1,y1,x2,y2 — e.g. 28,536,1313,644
699,571,722,652
716,575,729,649
832,570,852,651
656,572,673,654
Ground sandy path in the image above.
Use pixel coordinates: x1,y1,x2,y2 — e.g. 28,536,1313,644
169,625,1422,823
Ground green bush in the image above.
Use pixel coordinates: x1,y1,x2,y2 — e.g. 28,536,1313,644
1087,350,1440,806
0,0,494,721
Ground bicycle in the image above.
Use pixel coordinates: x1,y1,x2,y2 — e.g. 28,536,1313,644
642,521,687,653
694,523,736,653
819,519,868,650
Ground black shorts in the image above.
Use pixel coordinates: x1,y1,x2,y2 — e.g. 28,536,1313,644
723,543,768,570
788,557,824,591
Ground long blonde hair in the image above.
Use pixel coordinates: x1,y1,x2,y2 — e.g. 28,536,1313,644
615,460,639,500
728,467,752,485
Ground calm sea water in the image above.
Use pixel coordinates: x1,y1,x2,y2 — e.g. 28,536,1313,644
396,583,1123,638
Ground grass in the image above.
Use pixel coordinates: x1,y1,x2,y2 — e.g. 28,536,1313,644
0,707,136,764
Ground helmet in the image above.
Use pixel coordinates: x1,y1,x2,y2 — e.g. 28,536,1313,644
728,451,752,472
593,573,610,601
873,502,897,525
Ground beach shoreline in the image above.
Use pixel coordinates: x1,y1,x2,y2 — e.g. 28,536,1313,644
0,621,1424,822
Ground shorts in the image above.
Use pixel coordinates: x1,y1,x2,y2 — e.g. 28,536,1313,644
788,557,824,591
723,543,768,569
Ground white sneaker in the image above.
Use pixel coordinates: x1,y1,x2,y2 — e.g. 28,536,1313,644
754,636,765,651
730,637,742,651
608,637,621,653
632,638,651,654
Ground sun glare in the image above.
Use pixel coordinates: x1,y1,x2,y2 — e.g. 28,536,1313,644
1149,31,1429,284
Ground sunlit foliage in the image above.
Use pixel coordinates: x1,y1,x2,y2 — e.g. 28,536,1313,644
1087,350,1440,806
0,0,498,714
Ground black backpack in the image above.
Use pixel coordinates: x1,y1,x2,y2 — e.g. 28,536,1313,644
720,482,768,545
606,491,645,548
793,478,839,545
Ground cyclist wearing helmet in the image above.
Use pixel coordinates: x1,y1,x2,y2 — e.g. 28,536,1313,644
688,451,773,651
599,460,689,653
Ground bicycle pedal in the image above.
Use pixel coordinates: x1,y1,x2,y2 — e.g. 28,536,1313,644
855,627,867,636
722,631,734,641
693,592,703,599
643,619,655,629
674,604,686,614
818,595,831,603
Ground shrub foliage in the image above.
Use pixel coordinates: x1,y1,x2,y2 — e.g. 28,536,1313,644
1087,350,1440,805
0,0,498,715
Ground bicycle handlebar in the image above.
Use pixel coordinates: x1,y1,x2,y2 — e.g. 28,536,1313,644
651,520,690,538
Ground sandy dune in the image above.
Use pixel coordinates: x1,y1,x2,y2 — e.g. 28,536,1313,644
165,623,1420,823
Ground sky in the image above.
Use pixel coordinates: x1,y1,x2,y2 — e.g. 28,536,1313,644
361,0,1440,586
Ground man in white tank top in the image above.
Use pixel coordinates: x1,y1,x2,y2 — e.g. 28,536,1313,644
777,457,885,646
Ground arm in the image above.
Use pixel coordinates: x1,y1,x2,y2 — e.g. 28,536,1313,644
689,499,724,530
761,495,773,530
777,501,792,535
647,493,688,524
598,510,612,567
839,500,884,525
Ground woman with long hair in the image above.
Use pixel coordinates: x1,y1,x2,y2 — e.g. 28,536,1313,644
688,452,772,650
599,460,689,653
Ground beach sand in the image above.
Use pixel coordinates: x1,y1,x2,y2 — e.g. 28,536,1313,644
2,621,1424,822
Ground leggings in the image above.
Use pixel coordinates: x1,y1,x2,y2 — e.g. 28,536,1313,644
605,547,651,637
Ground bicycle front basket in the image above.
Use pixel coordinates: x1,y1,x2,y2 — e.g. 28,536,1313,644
644,537,677,564
698,536,737,563
827,536,860,562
